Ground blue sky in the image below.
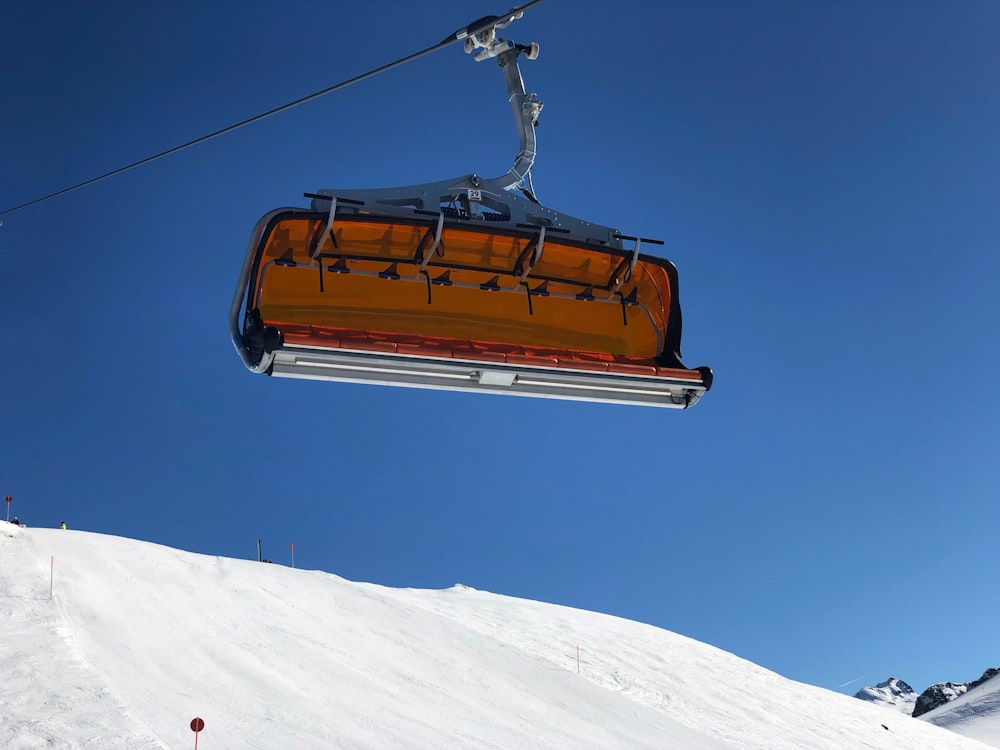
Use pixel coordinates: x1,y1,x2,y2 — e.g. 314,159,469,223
2,0,997,697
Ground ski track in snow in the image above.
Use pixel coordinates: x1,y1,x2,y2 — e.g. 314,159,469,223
0,523,165,749
1,522,994,749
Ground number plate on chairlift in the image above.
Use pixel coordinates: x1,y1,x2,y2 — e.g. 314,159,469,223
478,370,517,387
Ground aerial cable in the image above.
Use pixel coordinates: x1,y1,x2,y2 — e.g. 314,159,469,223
0,0,546,220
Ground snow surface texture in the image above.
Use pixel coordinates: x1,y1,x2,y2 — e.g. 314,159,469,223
924,674,1000,748
855,678,918,716
0,521,992,750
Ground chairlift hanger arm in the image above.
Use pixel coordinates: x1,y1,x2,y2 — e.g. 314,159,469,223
301,7,662,250
461,11,543,194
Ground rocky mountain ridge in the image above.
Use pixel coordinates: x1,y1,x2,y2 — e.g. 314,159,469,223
856,669,999,719
913,669,1000,718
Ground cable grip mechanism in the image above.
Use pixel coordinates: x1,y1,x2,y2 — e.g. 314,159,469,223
462,11,539,61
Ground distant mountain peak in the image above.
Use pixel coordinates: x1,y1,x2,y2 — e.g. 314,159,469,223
875,678,915,693
855,677,918,715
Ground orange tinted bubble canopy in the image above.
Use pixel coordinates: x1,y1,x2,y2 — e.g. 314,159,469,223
255,213,674,356
229,12,711,408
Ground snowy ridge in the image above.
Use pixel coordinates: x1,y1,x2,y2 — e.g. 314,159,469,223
914,670,1000,718
923,673,1000,748
0,522,992,750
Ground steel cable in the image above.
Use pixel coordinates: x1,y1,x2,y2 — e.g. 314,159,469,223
0,0,545,219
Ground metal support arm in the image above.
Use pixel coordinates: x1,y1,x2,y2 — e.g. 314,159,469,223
462,14,543,193
496,47,542,192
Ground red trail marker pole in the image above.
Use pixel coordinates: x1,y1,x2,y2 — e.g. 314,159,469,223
190,717,205,748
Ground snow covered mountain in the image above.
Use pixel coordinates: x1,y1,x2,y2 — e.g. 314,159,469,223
917,682,975,717
924,672,1000,747
1,520,993,750
855,677,918,715
915,670,1000,717
855,671,1000,747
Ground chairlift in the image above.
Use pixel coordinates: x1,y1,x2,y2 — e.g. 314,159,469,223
230,9,712,408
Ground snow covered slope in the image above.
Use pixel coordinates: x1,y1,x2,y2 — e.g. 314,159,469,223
923,673,1000,748
0,521,991,749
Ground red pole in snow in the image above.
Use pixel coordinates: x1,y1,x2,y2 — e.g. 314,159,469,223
190,717,205,749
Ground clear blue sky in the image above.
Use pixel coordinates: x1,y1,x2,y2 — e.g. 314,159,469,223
3,0,997,697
